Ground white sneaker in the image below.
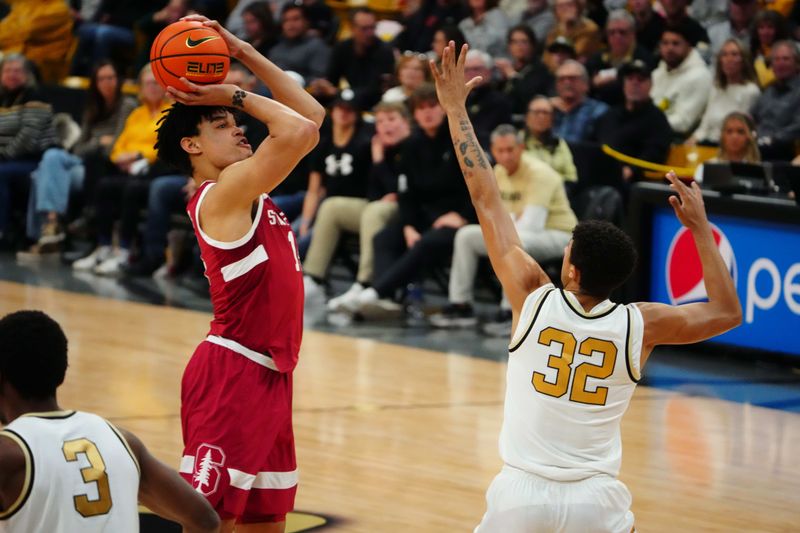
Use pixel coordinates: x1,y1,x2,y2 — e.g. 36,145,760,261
94,249,130,276
355,287,402,319
72,246,112,271
152,263,170,279
327,282,365,312
303,276,325,307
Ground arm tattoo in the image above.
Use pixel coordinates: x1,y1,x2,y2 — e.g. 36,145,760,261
457,120,488,170
459,141,474,168
232,90,247,108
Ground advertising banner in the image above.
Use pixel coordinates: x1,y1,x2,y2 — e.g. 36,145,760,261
649,208,800,356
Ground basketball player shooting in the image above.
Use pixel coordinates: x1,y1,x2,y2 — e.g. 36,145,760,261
431,42,743,532
154,15,324,533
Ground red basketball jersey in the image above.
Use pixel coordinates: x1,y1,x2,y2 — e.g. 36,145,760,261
187,181,303,372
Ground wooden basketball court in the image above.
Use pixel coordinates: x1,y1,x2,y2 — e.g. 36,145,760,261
2,280,798,532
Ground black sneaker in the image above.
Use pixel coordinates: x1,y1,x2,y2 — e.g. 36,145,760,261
121,255,164,277
481,309,513,338
429,303,478,328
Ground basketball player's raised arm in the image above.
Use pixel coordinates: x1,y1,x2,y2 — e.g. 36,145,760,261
119,428,221,533
181,15,325,127
430,42,549,315
636,172,742,358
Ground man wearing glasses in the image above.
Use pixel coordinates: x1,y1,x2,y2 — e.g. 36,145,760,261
550,60,609,143
586,10,655,106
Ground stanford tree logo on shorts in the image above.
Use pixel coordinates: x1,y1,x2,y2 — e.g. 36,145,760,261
193,444,226,496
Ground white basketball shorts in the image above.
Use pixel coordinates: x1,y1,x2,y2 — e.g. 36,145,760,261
474,465,635,533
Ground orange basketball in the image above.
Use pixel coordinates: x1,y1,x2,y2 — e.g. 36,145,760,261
150,21,230,92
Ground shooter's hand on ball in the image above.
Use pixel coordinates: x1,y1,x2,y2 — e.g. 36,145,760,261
180,15,248,59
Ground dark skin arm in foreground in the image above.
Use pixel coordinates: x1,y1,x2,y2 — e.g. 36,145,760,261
120,428,221,533
0,433,26,512
0,429,220,532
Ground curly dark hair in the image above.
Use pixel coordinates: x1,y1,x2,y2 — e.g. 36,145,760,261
0,310,68,400
154,103,236,175
570,220,637,299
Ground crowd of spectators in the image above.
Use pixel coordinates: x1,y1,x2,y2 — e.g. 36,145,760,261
2,0,800,335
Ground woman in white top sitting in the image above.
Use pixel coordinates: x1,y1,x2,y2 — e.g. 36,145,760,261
691,39,760,145
381,52,431,104
694,111,761,183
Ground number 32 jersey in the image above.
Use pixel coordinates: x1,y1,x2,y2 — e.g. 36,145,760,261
187,181,304,373
0,411,140,533
500,284,645,482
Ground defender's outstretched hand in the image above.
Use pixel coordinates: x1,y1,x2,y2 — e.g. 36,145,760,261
180,15,248,59
429,42,483,112
666,170,708,230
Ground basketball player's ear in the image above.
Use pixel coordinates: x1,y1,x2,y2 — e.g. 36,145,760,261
180,136,202,155
568,264,578,282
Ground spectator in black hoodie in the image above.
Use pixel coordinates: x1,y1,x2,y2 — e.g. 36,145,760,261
353,84,477,317
304,101,413,312
309,7,395,110
496,24,554,124
397,0,468,53
594,59,672,182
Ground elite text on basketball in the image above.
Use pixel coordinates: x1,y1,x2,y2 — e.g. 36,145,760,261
186,61,227,75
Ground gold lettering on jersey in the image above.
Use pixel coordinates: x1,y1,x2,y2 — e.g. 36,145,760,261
532,327,576,398
62,438,113,517
267,209,289,226
532,328,617,406
570,338,617,405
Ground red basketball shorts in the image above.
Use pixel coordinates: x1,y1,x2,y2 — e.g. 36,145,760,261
180,339,296,523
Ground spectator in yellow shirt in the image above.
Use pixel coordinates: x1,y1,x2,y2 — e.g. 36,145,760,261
0,0,74,82
431,124,577,335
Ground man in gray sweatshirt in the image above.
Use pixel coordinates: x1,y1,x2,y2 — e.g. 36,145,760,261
268,3,331,87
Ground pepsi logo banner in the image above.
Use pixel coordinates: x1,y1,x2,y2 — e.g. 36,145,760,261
650,208,800,356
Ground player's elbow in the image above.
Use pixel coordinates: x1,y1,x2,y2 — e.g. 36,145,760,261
725,303,743,330
190,508,221,533
307,101,326,128
471,188,500,217
294,118,320,152
708,306,742,336
716,296,743,332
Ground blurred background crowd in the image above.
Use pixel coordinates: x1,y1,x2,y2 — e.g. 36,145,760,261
1,0,798,336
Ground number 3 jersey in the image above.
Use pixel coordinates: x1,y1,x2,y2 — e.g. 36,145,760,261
500,284,645,482
187,181,304,373
0,411,140,533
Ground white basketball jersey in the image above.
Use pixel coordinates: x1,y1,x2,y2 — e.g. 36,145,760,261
499,284,644,482
0,411,140,533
